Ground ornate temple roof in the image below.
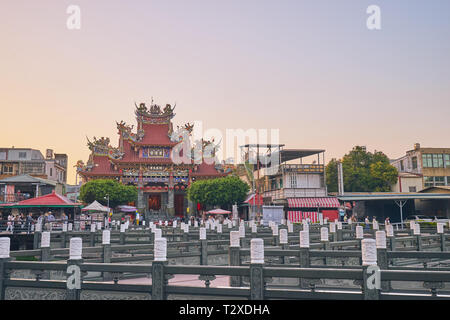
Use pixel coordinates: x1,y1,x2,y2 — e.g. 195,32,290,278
78,100,226,179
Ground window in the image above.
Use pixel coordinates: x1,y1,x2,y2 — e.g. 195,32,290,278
400,160,404,171
279,178,283,189
409,186,417,192
290,174,297,188
447,177,450,186
435,176,445,186
422,154,432,168
433,154,444,168
445,154,450,168
412,157,418,170
424,176,434,187
3,165,13,174
50,168,53,176
18,152,26,159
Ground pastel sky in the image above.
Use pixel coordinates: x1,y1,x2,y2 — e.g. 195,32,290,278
1,0,449,185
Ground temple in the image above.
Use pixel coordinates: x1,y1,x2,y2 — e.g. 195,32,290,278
76,100,228,219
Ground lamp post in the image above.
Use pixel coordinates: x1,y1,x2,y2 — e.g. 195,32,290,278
104,194,110,208
104,194,110,229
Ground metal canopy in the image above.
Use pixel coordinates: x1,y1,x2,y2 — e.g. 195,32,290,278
337,193,450,201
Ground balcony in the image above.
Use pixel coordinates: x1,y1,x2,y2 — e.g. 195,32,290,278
257,164,325,177
262,188,327,201
0,193,32,203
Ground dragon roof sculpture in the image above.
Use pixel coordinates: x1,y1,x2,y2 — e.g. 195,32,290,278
117,120,145,142
86,136,124,160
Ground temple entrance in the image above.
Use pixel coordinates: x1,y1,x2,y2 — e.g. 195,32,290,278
175,194,184,217
148,194,161,211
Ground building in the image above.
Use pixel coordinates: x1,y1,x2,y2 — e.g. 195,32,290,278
391,143,450,190
240,145,339,222
0,148,47,180
45,149,68,184
337,191,450,222
0,147,68,184
391,172,423,193
0,174,61,203
76,101,227,218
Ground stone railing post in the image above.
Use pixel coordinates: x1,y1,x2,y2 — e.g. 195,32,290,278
102,230,112,281
200,228,208,265
329,222,337,243
413,224,422,251
250,238,264,300
362,238,379,300
299,230,310,288
33,223,42,249
251,224,257,239
438,223,446,252
229,231,241,287
376,231,389,290
183,225,189,243
61,223,68,248
40,231,51,261
385,224,395,253
89,224,96,247
320,227,330,265
279,229,288,264
148,226,154,243
217,224,222,241
120,224,126,245
152,238,167,300
0,238,11,300
66,238,83,300
337,222,343,241
272,225,279,247
239,225,246,248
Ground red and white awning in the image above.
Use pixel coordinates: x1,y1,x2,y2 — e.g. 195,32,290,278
287,211,319,223
287,197,340,208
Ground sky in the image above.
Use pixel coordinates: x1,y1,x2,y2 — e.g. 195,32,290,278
1,0,449,185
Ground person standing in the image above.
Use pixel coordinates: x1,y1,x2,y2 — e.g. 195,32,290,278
6,214,13,233
26,212,33,234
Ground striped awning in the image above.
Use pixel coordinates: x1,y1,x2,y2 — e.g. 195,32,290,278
287,197,340,208
288,211,319,223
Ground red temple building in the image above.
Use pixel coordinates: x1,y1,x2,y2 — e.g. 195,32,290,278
76,101,228,219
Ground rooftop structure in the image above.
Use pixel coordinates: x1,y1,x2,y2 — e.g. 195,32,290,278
77,100,228,218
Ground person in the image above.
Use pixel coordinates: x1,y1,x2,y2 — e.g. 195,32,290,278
26,212,33,234
343,214,348,223
6,214,13,233
364,216,369,224
385,217,390,225
47,211,55,231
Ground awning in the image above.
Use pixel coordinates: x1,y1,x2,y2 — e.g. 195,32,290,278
0,191,81,208
207,208,231,215
81,200,110,212
287,197,340,208
243,193,263,206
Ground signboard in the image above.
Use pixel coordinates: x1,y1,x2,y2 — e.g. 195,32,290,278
262,206,284,226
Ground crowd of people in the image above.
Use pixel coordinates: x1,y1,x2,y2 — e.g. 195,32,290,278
0,211,70,233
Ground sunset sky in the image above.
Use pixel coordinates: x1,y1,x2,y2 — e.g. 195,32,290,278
1,0,449,185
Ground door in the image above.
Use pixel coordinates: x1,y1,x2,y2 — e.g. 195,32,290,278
175,194,184,217
148,194,161,210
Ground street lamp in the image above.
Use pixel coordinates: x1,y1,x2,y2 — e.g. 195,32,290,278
104,194,110,229
104,194,110,208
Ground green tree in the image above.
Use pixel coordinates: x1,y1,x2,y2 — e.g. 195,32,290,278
79,179,137,208
187,175,250,209
326,146,398,192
